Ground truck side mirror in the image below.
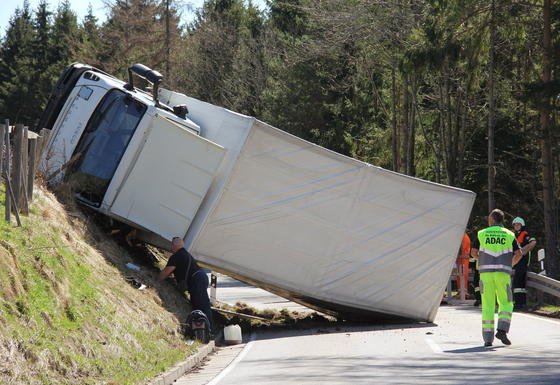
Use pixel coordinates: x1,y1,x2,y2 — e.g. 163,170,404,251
124,63,163,107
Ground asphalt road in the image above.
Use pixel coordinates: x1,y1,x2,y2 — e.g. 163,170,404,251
178,276,560,385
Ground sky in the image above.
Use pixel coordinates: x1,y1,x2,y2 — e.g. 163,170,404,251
0,0,266,39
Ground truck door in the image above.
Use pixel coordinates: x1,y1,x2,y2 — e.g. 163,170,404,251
109,115,226,241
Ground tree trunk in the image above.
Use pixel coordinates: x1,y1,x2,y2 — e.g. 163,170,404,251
165,0,171,78
406,76,416,176
391,66,400,172
438,78,448,184
402,75,409,174
540,0,559,279
457,92,467,186
487,0,497,212
444,60,456,186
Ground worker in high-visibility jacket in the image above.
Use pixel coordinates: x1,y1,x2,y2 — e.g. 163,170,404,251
511,217,536,310
455,233,471,299
471,209,523,347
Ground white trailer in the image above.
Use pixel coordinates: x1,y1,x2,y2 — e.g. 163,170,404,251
39,63,475,321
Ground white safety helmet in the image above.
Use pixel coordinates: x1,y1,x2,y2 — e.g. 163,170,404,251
512,217,525,226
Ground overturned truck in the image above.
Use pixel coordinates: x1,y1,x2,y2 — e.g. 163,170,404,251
39,63,475,322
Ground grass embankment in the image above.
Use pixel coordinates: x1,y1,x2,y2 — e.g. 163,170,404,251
0,185,197,385
530,304,560,318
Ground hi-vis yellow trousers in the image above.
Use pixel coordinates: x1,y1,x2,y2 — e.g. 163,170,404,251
480,271,513,344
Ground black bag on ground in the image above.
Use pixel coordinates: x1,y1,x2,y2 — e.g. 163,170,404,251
184,310,211,343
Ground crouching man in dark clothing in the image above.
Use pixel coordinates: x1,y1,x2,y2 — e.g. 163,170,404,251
158,237,212,330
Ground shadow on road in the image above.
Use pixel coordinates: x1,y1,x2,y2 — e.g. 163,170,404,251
240,319,436,343
444,345,506,353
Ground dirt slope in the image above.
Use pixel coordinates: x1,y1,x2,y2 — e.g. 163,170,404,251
0,185,196,385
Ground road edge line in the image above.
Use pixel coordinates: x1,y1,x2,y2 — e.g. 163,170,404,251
206,332,256,385
425,338,443,354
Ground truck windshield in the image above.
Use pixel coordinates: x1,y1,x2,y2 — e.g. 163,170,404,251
67,89,146,207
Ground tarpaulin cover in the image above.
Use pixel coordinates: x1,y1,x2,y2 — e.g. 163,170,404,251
161,91,476,321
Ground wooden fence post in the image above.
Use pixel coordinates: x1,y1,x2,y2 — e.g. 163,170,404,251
28,136,37,202
0,123,4,179
36,133,44,169
38,128,51,159
4,119,11,223
2,123,43,222
36,128,51,174
19,127,29,215
6,177,21,227
11,124,23,215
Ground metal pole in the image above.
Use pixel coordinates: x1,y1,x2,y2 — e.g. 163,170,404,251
459,265,466,301
210,272,217,304
446,274,452,302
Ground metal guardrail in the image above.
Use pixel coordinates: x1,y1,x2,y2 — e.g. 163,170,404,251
527,272,560,299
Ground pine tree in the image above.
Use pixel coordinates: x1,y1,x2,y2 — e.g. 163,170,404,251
98,0,169,77
221,2,267,115
51,0,80,66
260,0,336,146
29,0,56,125
156,0,182,87
78,4,102,66
0,1,37,123
174,0,267,116
33,0,51,70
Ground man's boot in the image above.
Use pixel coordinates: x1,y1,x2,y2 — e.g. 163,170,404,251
495,329,511,345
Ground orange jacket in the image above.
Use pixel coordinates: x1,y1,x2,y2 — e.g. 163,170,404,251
458,233,471,262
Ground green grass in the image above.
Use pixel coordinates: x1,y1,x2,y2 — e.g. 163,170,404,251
535,304,560,313
0,186,196,384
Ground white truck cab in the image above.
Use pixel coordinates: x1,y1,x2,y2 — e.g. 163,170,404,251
40,64,224,247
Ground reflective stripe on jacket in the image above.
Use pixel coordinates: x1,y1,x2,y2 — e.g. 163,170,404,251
477,225,517,274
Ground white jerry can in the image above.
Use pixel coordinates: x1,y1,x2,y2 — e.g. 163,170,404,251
223,324,242,345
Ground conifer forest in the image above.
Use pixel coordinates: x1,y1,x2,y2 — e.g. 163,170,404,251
1,0,559,278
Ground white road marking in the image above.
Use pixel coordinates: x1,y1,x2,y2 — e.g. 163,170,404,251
206,332,256,385
425,338,443,354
